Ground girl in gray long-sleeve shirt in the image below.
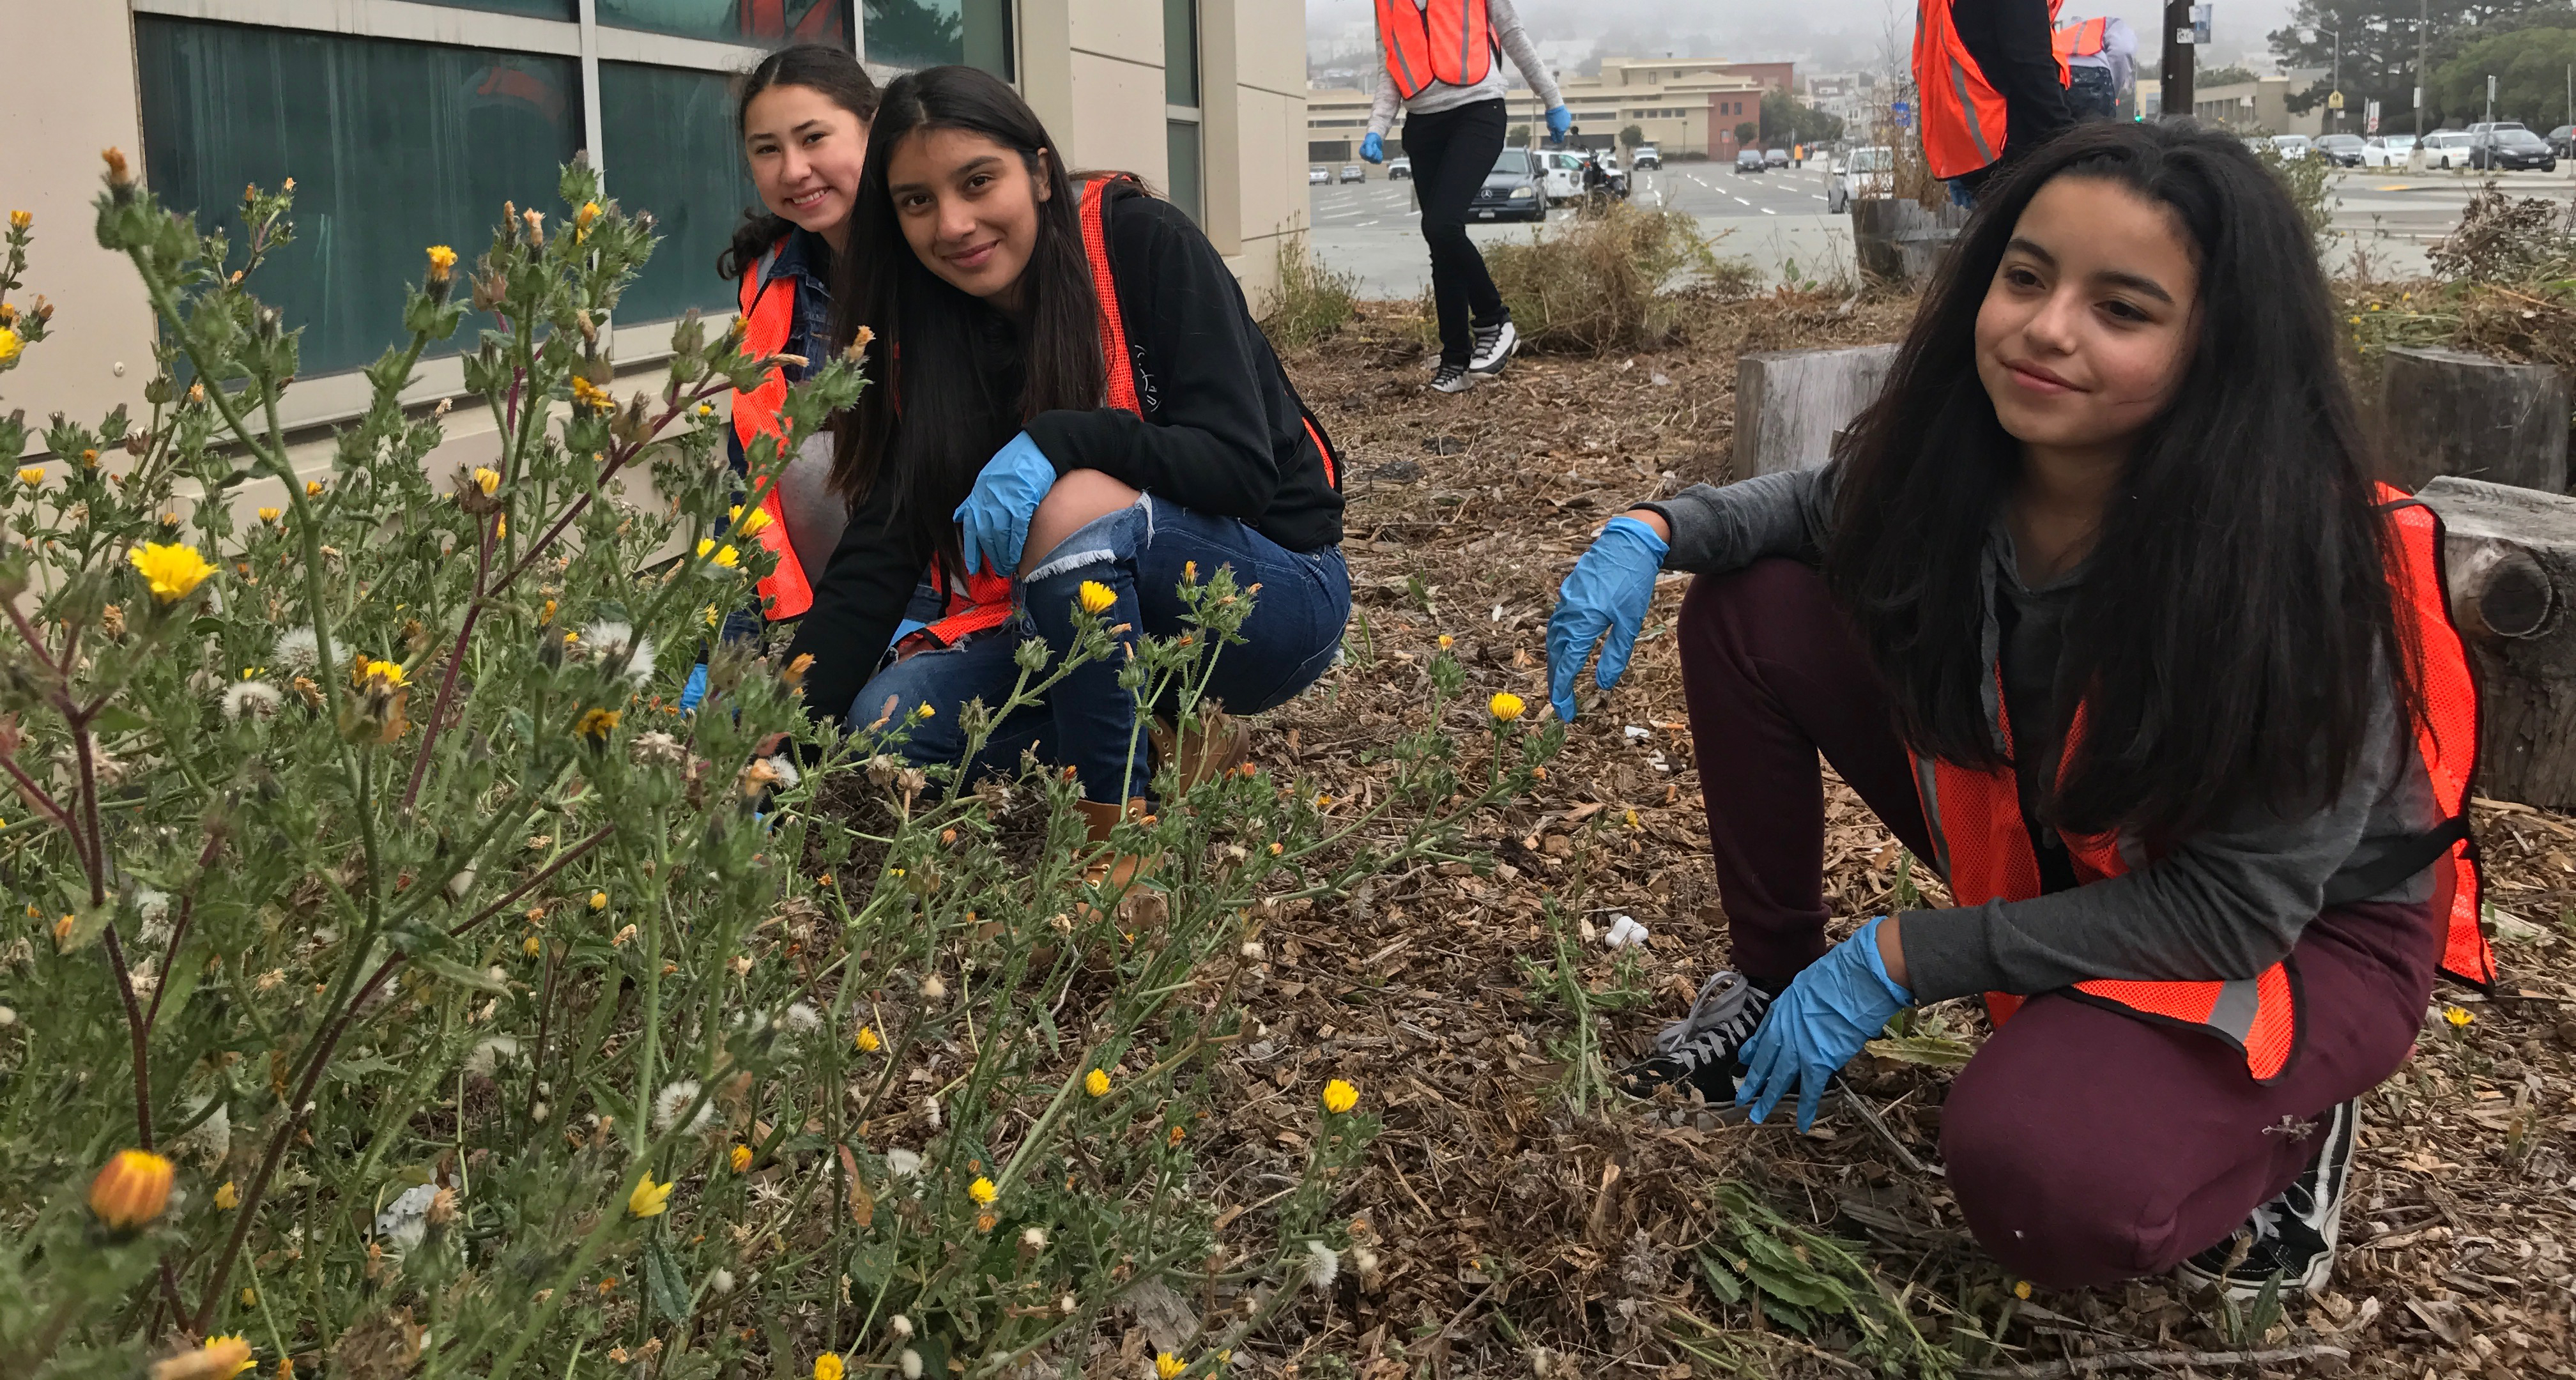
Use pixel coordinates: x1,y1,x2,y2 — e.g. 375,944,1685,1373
1542,122,2494,1300
1360,0,1565,390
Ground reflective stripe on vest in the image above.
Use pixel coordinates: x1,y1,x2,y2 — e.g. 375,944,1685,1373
2053,15,2109,59
1915,0,2008,179
1374,0,1493,101
1908,482,2492,1082
732,241,816,620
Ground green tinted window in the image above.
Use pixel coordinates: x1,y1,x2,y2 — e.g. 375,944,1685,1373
417,0,577,17
598,0,850,45
1166,121,1202,225
1163,0,1197,107
135,18,579,378
863,0,1013,77
601,63,762,322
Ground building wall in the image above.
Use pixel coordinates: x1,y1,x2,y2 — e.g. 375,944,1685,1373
2191,78,2326,136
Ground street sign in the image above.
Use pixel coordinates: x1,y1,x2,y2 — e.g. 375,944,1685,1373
2190,4,2212,44
2327,90,2345,110
2175,26,2196,44
1890,100,1912,128
2366,98,2380,134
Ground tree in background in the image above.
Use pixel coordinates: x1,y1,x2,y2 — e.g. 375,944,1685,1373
1760,88,1848,146
1620,123,1646,149
2269,0,2575,130
1735,120,1759,148
2196,63,2261,88
2432,25,2576,127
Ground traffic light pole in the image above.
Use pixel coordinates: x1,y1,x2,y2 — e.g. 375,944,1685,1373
2162,0,2195,121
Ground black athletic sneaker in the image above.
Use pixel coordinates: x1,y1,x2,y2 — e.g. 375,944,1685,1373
2178,1100,2358,1299
1431,362,1475,394
1617,970,1774,1103
1468,318,1519,374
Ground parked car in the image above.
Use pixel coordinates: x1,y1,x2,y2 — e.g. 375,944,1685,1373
1338,164,1365,183
1735,148,1767,174
1387,157,1413,180
1825,144,1894,213
2315,134,2366,167
2359,134,2416,168
2268,134,2314,160
2466,120,2529,136
2550,125,2576,157
2420,131,2474,169
1539,150,1586,203
1468,147,1547,221
1308,165,1330,185
2472,125,2558,171
1764,147,1791,167
1632,144,1662,169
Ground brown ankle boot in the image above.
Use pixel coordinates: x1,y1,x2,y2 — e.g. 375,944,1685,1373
1075,797,1165,928
1149,709,1250,789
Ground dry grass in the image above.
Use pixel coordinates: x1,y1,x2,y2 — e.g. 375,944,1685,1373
1475,203,1752,355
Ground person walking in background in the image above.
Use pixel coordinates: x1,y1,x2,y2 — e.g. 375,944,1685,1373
1545,122,2492,1298
1361,0,1570,394
1915,0,2073,203
2054,14,2137,121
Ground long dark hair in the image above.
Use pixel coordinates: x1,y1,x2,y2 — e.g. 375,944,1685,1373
829,65,1106,579
1825,120,2408,841
718,43,881,280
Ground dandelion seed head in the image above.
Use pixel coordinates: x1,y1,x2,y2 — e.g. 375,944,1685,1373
652,1079,711,1135
220,680,283,721
1304,1239,1340,1290
272,626,321,673
581,620,657,684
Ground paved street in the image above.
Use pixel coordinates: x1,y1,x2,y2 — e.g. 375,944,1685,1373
1308,159,2576,294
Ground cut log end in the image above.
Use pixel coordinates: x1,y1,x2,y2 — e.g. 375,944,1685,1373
2465,549,2555,640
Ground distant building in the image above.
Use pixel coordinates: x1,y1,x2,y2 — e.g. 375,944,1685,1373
2191,74,2326,135
1305,55,1791,161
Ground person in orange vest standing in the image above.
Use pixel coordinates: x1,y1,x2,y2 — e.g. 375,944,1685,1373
787,68,1348,854
1915,0,2076,202
1361,0,1569,393
685,43,887,710
2054,14,2137,121
1545,122,2495,1297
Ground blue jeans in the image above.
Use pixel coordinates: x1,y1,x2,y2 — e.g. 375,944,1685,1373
846,494,1350,803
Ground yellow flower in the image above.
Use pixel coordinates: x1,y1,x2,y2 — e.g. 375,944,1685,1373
305,480,325,498
1623,809,1640,829
576,201,602,230
2013,1279,2033,1300
855,1025,882,1053
967,1176,999,1205
128,542,217,603
0,327,20,364
15,466,38,486
1156,1355,1188,1380
913,703,935,720
89,1149,174,1229
523,935,542,957
2443,1004,2474,1028
696,539,742,569
1488,692,1526,723
730,1144,754,1172
1085,1068,1111,1098
257,507,280,524
473,466,500,496
1077,580,1117,615
813,1356,845,1380
214,1180,239,1211
495,516,507,539
353,658,408,689
1167,1124,1186,1146
696,402,715,418
589,890,608,910
149,1334,255,1380
1438,634,1454,649
571,376,613,411
1321,1079,1359,1115
730,503,774,536
627,1173,673,1218
575,707,622,740
7,210,27,230
425,244,457,282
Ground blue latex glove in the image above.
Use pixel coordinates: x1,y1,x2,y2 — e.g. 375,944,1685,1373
953,431,1056,578
1546,106,1573,141
1736,917,1913,1133
1361,132,1385,164
1544,514,1667,721
678,663,709,713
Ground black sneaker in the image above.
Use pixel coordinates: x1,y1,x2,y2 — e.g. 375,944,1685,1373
2177,1100,2357,1298
1431,362,1475,394
1617,970,1773,1103
1468,318,1519,374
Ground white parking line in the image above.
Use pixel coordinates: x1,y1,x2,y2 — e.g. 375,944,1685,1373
1761,206,1776,215
1733,196,1752,206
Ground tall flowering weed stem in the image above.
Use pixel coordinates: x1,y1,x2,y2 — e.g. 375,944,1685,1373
0,155,1547,1379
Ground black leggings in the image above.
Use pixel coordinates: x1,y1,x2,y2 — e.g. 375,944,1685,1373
1404,98,1510,367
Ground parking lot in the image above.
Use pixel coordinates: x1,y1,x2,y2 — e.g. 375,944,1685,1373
1306,157,2576,294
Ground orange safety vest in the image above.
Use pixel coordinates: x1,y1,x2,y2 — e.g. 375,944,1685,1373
1375,0,1493,102
1915,0,2011,180
2053,15,2109,61
732,244,820,620
1910,486,2496,1083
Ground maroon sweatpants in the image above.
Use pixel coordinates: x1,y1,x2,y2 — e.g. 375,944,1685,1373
1675,559,2440,1289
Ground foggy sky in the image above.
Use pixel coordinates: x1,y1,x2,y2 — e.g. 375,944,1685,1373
1306,0,2301,79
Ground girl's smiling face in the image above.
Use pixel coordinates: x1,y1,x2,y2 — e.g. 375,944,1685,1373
744,84,870,247
885,128,1050,309
1974,175,2202,463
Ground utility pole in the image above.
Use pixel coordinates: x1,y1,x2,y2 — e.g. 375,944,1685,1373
2416,0,2429,137
2162,0,2195,119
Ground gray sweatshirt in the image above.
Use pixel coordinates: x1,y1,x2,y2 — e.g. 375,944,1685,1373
1366,0,1564,139
1639,468,2442,1005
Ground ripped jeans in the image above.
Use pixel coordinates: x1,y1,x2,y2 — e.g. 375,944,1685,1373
846,493,1350,804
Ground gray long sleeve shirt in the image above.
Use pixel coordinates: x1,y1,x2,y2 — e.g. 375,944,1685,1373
1640,469,2442,1005
1366,0,1564,139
